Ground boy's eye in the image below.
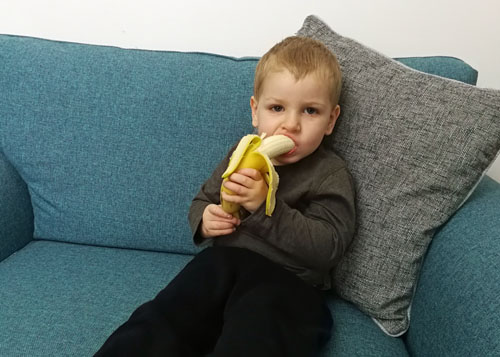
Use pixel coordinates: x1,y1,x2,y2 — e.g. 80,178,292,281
304,107,317,115
271,105,284,112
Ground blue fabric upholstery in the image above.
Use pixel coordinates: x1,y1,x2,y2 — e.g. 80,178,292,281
395,56,478,84
0,35,255,255
0,152,33,262
406,176,500,356
0,35,478,257
0,240,408,356
0,33,497,356
322,297,408,356
0,240,193,356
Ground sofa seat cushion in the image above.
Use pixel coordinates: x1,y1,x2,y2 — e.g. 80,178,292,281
0,241,406,356
0,241,193,356
407,177,500,356
322,297,409,356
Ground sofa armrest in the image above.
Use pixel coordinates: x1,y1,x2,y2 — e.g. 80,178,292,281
406,176,500,356
0,152,33,262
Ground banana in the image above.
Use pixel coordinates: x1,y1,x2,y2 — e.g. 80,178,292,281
220,134,295,218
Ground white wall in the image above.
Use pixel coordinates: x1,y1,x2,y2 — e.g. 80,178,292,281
1,0,499,181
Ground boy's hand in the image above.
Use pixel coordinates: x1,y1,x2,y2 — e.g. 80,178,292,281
221,168,268,214
200,204,240,238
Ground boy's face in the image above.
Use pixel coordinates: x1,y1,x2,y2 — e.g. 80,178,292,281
251,69,340,165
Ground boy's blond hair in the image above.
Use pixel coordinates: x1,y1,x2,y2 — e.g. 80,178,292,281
254,36,342,106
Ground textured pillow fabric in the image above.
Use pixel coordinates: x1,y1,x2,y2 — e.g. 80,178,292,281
297,15,500,336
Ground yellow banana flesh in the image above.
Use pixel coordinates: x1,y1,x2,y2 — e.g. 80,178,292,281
220,134,295,218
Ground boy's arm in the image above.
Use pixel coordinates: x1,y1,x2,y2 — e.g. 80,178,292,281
188,149,233,244
239,167,356,274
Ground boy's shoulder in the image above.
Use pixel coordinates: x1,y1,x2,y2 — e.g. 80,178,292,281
276,145,354,201
302,144,349,175
314,144,348,169
278,144,351,181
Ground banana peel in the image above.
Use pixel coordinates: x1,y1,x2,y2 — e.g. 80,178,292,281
220,134,295,218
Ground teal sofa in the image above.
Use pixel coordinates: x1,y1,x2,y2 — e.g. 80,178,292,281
1,34,499,356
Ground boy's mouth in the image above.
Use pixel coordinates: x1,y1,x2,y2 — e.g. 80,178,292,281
286,145,297,156
270,133,297,157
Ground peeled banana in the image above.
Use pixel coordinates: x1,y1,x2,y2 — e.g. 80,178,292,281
220,134,295,218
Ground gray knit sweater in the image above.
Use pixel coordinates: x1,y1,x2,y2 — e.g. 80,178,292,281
188,144,356,290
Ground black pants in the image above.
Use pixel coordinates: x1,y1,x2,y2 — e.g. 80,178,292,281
95,246,332,357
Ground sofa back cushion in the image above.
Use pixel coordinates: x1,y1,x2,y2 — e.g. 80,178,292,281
0,35,480,254
0,152,34,261
0,35,255,254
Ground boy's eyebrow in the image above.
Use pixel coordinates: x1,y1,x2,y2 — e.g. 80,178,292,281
304,101,326,107
263,97,326,107
263,96,285,102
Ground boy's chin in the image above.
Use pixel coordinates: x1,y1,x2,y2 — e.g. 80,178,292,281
272,154,300,166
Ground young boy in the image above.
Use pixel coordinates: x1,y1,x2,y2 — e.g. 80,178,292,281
95,36,355,357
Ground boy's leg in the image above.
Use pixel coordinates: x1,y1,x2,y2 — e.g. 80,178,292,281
94,247,240,357
94,246,331,356
212,249,332,357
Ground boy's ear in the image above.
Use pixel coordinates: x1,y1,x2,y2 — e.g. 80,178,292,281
250,96,259,128
326,105,341,135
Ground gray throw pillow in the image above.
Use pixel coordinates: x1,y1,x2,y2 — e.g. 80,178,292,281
298,15,500,336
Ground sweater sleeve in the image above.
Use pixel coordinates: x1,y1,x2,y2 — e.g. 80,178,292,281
238,166,356,274
187,149,232,245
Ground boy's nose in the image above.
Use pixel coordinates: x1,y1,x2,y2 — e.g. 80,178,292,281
282,112,301,132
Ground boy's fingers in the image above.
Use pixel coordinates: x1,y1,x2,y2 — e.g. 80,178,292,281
224,174,244,189
208,204,231,218
206,220,238,236
224,173,254,192
215,205,240,225
237,168,262,180
212,221,236,230
210,228,236,236
221,191,244,205
209,204,240,225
